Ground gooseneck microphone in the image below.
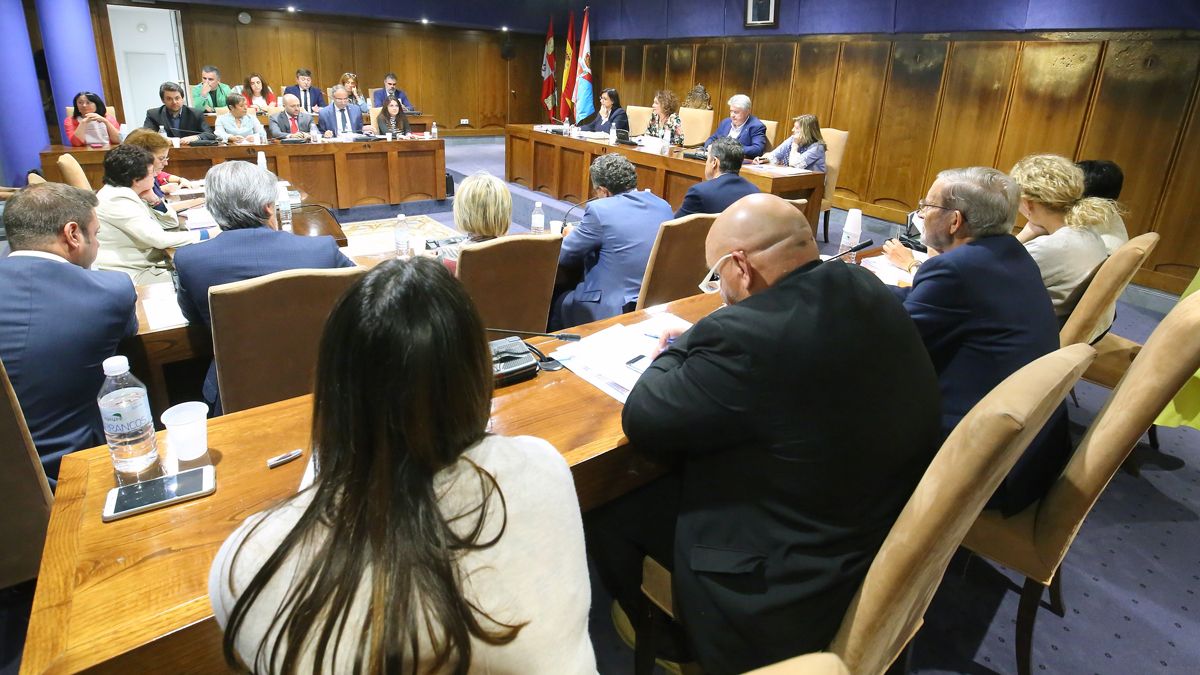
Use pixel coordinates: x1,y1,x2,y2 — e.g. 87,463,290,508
486,328,582,342
825,239,875,262
560,196,600,227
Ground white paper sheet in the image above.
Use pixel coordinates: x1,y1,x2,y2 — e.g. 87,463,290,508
181,206,217,230
550,314,694,404
142,296,188,330
860,250,929,287
744,164,812,177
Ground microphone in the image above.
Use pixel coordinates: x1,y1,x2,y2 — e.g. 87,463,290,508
825,239,874,262
487,328,582,342
560,196,600,227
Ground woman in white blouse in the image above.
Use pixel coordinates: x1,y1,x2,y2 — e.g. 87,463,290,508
209,258,596,673
215,94,266,144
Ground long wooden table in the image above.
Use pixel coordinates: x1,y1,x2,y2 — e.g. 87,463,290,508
201,112,435,134
20,292,723,674
505,124,825,228
41,137,447,210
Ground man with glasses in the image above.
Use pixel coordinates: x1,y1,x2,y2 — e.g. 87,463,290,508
881,167,1068,516
586,193,941,673
317,85,374,137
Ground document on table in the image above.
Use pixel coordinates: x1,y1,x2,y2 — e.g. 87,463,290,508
860,249,929,287
744,164,812,177
550,314,693,404
142,295,188,330
340,230,395,257
181,206,217,230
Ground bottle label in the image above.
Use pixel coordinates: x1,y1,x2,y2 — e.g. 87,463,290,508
99,388,153,435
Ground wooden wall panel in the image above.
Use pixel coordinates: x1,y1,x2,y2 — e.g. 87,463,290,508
476,39,508,130
236,24,282,94
1078,41,1200,237
1145,85,1200,290
694,44,724,106
277,23,318,89
995,41,1102,172
352,32,392,93
315,26,357,88
868,41,947,213
666,45,695,98
789,42,839,125
827,41,891,202
622,46,645,106
720,44,757,112
452,38,481,130
753,43,795,141
600,45,624,98
643,45,668,101
512,37,546,124
925,42,1019,188
186,13,242,86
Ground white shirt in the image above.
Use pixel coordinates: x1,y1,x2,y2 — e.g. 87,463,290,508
1024,225,1109,321
7,250,70,264
727,122,744,139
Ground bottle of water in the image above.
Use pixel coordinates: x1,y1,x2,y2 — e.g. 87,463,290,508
610,126,617,145
97,356,159,477
158,125,167,139
838,208,864,263
531,202,545,235
256,150,268,172
276,183,293,233
431,121,438,138
394,213,409,257
310,123,320,143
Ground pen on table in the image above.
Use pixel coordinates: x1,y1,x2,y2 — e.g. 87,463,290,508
267,449,304,469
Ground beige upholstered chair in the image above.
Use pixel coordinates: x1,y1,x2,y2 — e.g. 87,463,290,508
635,213,717,310
627,105,652,136
1060,233,1159,347
746,653,850,675
0,358,53,590
819,128,849,242
761,119,779,150
678,107,715,147
25,171,46,185
65,105,120,120
368,87,382,101
368,106,383,125
455,235,563,338
962,291,1200,675
56,154,91,190
210,267,367,414
636,344,1096,675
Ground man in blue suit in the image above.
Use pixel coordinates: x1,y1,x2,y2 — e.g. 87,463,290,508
703,94,769,159
0,184,137,485
675,137,760,218
282,68,326,113
173,162,355,414
318,85,374,137
372,72,416,111
551,154,673,329
883,166,1071,515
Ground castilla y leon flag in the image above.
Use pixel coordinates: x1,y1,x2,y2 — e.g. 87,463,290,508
559,11,577,123
540,18,556,119
573,8,595,122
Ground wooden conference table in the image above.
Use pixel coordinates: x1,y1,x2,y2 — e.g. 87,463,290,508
505,124,826,228
202,111,435,135
21,292,723,674
40,136,447,210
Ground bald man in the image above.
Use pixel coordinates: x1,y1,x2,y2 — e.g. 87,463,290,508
268,94,315,140
588,194,942,673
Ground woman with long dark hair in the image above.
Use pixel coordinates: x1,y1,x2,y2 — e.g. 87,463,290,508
209,258,596,673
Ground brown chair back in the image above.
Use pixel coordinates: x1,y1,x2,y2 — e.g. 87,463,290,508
456,235,563,338
678,107,715,147
627,105,652,136
1034,291,1200,572
0,358,53,589
1059,232,1160,347
829,344,1096,674
210,267,366,414
635,213,717,310
819,128,848,213
746,652,851,675
26,172,46,185
761,119,779,149
57,154,91,190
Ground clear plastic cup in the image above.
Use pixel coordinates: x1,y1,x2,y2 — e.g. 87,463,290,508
550,220,564,236
161,402,210,471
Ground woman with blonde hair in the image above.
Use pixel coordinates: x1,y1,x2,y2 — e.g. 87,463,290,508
339,72,369,107
645,89,683,146
756,113,826,171
1010,153,1117,322
441,171,513,274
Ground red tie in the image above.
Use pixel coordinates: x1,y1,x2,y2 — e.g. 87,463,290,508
289,116,298,134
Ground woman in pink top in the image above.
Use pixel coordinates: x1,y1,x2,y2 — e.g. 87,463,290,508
64,92,120,147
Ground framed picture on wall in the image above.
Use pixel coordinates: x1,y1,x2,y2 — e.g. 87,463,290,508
745,0,779,27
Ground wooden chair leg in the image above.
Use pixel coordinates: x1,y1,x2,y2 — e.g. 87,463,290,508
822,210,830,242
1016,578,1045,675
1148,424,1160,449
1048,573,1065,617
634,597,658,675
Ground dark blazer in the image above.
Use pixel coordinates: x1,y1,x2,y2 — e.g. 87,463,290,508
372,88,414,110
0,255,137,483
317,103,365,135
580,107,629,134
892,234,1070,515
173,228,355,412
674,171,760,218
623,260,942,674
142,105,211,138
282,85,326,112
703,115,769,159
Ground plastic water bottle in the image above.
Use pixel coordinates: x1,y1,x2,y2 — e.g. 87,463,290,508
310,123,320,143
431,121,438,138
158,125,167,139
531,202,545,235
394,213,409,257
838,208,864,263
610,126,617,145
276,183,293,233
256,151,267,172
97,356,159,476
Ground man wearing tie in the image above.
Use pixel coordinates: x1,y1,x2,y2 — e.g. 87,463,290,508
318,86,374,137
283,68,325,113
190,65,232,114
371,72,416,111
269,94,314,140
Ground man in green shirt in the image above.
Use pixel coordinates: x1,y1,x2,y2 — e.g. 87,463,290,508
191,65,232,114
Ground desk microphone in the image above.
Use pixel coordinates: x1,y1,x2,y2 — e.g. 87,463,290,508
486,328,582,342
825,239,874,262
560,196,600,226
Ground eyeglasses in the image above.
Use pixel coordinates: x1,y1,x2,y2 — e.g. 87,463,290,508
917,199,956,215
698,252,735,294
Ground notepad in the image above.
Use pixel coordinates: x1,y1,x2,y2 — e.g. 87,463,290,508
142,296,188,330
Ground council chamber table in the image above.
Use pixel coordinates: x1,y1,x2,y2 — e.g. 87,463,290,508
505,124,825,229
20,292,723,674
40,137,446,210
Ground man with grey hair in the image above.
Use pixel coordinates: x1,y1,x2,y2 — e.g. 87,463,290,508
0,183,137,485
173,161,354,414
884,166,1070,515
702,93,768,159
675,136,760,218
318,85,373,137
192,65,232,113
551,153,672,329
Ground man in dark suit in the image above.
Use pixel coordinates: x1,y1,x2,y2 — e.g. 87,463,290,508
702,93,769,159
371,72,415,111
317,86,374,137
269,93,315,139
282,68,325,113
0,184,137,485
881,166,1070,515
588,193,942,673
173,161,355,415
674,137,760,218
142,82,211,145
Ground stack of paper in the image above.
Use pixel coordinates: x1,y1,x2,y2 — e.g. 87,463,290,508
550,314,693,403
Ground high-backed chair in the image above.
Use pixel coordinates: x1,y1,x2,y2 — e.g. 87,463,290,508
962,291,1200,675
56,154,91,190
746,653,850,675
1060,233,1159,347
819,128,849,242
65,106,120,121
635,344,1096,675
1154,269,1200,432
0,358,53,590
678,107,715,147
761,119,779,150
368,106,383,125
635,213,717,311
627,105,652,136
210,267,367,414
455,235,563,338
25,171,46,185
368,87,382,101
